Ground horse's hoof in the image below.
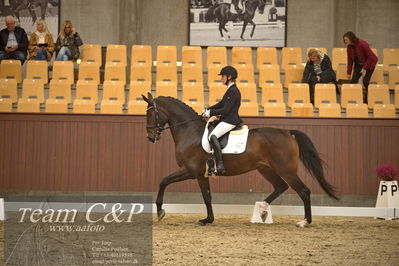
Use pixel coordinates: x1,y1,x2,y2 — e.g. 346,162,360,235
259,202,269,222
221,37,226,41
157,209,165,221
260,211,268,222
296,219,309,228
196,218,213,226
196,220,206,226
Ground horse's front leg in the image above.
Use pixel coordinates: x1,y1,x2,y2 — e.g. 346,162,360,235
156,168,193,221
196,176,214,226
240,21,248,40
249,20,256,38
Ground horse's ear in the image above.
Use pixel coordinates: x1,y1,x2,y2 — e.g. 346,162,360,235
142,94,149,104
142,93,154,105
147,92,154,102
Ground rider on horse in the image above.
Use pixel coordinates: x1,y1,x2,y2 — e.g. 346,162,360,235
202,66,242,175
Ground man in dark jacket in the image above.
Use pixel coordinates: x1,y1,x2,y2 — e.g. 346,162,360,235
202,66,242,174
0,16,29,63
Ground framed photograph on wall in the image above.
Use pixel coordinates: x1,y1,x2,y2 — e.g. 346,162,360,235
0,0,60,38
189,0,286,47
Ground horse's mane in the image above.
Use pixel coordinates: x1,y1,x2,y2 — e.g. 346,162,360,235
157,96,201,118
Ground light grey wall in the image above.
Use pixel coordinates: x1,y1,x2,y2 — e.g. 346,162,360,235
60,0,399,60
60,0,121,45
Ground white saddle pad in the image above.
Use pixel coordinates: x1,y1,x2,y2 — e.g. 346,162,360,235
201,119,249,154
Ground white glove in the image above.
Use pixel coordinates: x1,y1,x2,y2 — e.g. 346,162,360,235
202,109,210,118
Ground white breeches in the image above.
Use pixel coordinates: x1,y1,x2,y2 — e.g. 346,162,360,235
208,121,236,141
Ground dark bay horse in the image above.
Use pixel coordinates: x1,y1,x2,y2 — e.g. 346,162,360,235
143,93,338,227
205,0,266,40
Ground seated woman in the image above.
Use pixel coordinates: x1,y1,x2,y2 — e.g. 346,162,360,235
28,19,55,61
55,20,83,61
302,49,337,104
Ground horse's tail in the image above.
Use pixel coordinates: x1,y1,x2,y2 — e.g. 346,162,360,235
289,130,339,200
205,5,218,22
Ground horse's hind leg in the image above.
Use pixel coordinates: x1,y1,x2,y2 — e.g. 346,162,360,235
197,176,214,226
258,166,289,204
280,172,312,226
155,169,193,221
249,20,256,38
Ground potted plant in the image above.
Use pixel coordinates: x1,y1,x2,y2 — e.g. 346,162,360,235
376,163,399,181
375,163,399,216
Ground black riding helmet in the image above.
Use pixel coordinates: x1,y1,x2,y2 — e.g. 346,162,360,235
218,66,238,80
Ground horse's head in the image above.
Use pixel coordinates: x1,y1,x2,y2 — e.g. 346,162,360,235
257,0,266,14
142,92,168,143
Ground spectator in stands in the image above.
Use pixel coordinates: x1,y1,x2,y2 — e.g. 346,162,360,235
0,16,29,63
28,19,55,61
55,20,83,61
302,48,337,104
343,31,378,103
202,66,242,175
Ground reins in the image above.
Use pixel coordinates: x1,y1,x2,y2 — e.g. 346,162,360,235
146,101,201,132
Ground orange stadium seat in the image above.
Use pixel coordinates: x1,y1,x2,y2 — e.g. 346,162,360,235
156,80,177,98
234,63,255,83
261,82,283,106
332,47,347,70
318,103,341,117
73,99,96,113
100,99,123,114
128,82,151,114
49,79,72,103
78,61,100,84
256,47,277,69
106,44,127,66
76,80,98,103
26,60,48,83
373,104,396,118
182,46,202,67
383,48,399,71
395,85,399,109
131,45,152,67
104,62,126,84
207,46,227,67
345,103,368,118
17,98,40,112
341,84,363,108
388,66,399,90
182,64,203,84
367,84,390,109
156,63,177,87
314,83,337,109
156,45,177,65
0,60,22,83
208,82,225,106
103,80,125,102
81,44,102,67
284,65,304,88
207,64,224,85
369,65,384,85
281,47,302,70
45,98,68,113
258,64,281,86
52,61,74,84
0,78,18,103
22,79,45,103
0,98,12,112
232,46,252,65
287,83,310,108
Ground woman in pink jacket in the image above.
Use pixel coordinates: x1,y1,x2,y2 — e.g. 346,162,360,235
343,31,378,103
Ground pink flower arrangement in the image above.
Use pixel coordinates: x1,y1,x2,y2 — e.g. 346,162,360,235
376,163,399,181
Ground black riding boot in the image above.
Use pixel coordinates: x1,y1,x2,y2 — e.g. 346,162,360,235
209,135,226,175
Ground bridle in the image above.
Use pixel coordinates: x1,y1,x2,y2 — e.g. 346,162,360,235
146,100,201,135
